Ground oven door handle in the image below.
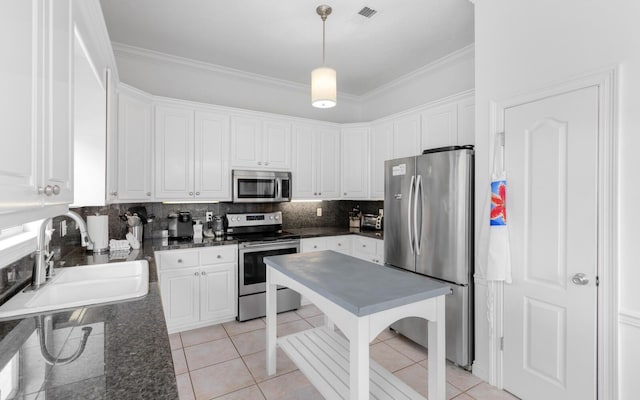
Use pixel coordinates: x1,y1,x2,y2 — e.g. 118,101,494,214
239,240,300,249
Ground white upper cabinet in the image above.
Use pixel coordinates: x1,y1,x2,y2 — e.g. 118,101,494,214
393,114,422,158
370,122,393,200
0,0,73,227
230,116,291,170
421,103,458,150
292,124,341,200
457,96,475,145
115,86,153,202
155,103,231,201
341,127,370,199
194,111,231,199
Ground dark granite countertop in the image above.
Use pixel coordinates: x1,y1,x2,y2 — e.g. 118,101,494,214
287,227,384,240
0,246,178,400
148,236,238,251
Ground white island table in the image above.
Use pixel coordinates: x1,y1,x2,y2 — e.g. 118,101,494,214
265,251,451,400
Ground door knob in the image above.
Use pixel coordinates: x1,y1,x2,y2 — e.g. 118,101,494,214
51,185,61,195
571,273,589,285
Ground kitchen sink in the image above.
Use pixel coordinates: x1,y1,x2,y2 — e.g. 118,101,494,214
0,260,149,319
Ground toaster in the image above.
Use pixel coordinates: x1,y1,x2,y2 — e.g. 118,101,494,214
168,211,193,238
360,214,383,230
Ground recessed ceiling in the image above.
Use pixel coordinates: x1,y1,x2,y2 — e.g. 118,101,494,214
99,0,474,96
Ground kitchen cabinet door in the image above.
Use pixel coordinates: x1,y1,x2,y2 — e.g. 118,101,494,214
457,96,475,145
352,236,384,265
316,127,341,199
393,114,421,158
230,116,262,168
116,87,153,201
160,268,200,330
194,111,230,200
326,235,352,255
155,105,194,199
341,127,369,199
370,122,393,200
421,103,458,150
200,263,236,323
262,120,291,169
292,125,316,198
0,0,74,226
301,238,328,253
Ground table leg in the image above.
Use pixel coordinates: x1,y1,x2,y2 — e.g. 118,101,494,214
427,295,446,400
323,314,335,332
266,267,277,376
349,318,369,400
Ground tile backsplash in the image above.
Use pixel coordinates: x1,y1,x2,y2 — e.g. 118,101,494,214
53,200,383,247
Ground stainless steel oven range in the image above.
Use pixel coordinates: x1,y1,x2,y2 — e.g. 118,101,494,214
227,211,301,321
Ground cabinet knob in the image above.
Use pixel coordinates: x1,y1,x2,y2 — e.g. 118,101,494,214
319,192,322,195
313,245,317,249
265,162,269,166
362,244,366,248
201,271,207,276
195,192,200,196
177,259,183,263
52,185,61,195
257,161,262,165
338,243,342,246
189,192,194,196
146,192,151,196
217,255,222,259
110,191,118,197
314,192,317,196
38,185,53,196
194,271,199,276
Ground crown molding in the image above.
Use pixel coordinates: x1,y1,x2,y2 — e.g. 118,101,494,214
359,44,475,100
112,42,361,102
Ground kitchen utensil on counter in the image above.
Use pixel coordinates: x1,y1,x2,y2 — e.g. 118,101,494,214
360,214,383,230
168,211,194,239
126,215,144,243
87,214,109,252
193,220,203,239
212,215,225,237
349,205,362,228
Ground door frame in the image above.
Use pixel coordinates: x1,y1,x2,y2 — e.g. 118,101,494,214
485,67,618,400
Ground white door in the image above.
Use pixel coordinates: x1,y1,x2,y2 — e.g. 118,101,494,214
230,116,262,168
370,122,393,199
155,105,194,199
160,269,200,329
503,86,598,400
393,114,421,158
316,127,341,199
200,264,236,322
457,97,475,145
341,127,369,199
421,103,457,150
194,111,230,200
262,120,291,169
117,90,152,201
292,125,316,199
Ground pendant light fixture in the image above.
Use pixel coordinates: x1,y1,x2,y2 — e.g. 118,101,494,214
311,4,336,108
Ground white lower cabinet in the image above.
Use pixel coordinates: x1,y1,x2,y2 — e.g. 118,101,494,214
157,245,237,333
352,235,384,265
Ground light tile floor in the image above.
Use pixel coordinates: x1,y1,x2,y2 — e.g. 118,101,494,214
171,304,520,400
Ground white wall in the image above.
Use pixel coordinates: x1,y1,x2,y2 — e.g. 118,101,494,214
361,45,475,121
113,44,363,124
473,0,640,398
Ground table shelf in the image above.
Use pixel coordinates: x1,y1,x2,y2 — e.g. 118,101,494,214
278,326,425,400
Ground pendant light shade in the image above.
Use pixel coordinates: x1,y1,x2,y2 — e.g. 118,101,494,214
312,5,336,108
311,66,336,108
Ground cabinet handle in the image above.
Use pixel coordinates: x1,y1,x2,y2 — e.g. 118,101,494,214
217,255,222,259
177,259,183,263
38,185,53,196
52,185,61,195
344,192,347,196
319,192,322,195
146,192,151,196
189,192,194,196
195,192,200,196
110,191,118,197
194,271,199,276
314,192,317,196
338,243,341,246
362,244,366,248
201,271,207,276
257,161,262,165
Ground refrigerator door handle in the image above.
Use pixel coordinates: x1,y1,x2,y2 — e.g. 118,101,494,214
414,174,423,255
407,175,415,255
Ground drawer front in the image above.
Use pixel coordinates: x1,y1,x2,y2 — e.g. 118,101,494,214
158,250,199,270
200,245,237,265
301,238,327,253
326,235,352,252
352,236,376,255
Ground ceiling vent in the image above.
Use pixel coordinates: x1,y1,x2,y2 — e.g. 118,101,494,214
357,6,377,18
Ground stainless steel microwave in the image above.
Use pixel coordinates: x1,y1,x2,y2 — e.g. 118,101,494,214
232,170,292,203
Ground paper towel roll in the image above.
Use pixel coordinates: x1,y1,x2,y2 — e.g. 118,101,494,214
87,215,109,252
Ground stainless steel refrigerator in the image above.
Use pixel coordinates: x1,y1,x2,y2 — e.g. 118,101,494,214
384,145,474,369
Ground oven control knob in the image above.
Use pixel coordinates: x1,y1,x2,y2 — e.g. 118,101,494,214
270,216,274,220
275,215,279,220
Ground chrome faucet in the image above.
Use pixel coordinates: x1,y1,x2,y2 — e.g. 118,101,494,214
32,211,93,289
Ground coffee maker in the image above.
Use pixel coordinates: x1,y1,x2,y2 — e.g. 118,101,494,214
168,211,193,238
